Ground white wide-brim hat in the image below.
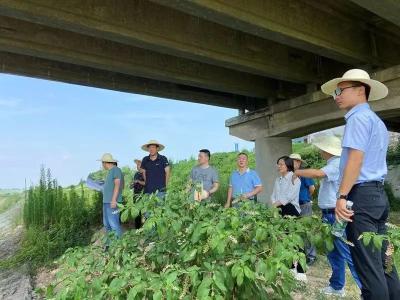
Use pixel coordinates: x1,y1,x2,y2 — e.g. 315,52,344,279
289,153,306,163
311,135,342,157
321,69,388,101
97,153,118,163
141,140,165,152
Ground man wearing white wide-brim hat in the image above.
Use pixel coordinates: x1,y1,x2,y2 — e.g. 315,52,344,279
140,140,170,199
97,153,124,243
294,135,361,297
321,69,400,299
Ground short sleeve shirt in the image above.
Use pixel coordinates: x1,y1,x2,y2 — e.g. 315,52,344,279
190,165,219,192
298,177,315,204
319,156,340,209
141,154,169,194
229,168,262,199
339,103,388,183
103,166,124,203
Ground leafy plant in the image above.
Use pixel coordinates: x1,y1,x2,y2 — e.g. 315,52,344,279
48,185,334,299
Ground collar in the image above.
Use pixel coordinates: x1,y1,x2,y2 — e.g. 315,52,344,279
236,168,250,175
198,164,210,169
344,103,370,121
280,171,293,180
148,153,160,161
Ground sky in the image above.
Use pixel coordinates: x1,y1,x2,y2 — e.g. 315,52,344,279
0,74,254,189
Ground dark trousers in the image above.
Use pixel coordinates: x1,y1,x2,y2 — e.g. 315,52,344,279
133,193,143,229
346,183,400,300
280,203,300,217
280,203,304,273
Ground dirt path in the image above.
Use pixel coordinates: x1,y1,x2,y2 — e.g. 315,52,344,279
0,203,34,300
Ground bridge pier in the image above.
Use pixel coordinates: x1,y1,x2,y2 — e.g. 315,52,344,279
255,137,292,204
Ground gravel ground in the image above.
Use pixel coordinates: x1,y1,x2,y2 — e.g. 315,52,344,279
0,203,34,300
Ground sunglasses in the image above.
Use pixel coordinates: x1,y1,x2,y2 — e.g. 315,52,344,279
332,85,359,97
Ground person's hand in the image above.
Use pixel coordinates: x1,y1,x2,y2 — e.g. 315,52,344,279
335,198,353,222
292,173,298,184
110,201,117,209
242,193,251,200
272,201,281,207
202,190,210,200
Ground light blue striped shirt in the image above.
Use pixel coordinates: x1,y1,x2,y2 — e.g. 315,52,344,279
339,103,388,183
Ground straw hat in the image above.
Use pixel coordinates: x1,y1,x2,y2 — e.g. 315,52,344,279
321,69,388,101
97,153,118,163
289,153,306,163
141,140,165,151
311,135,342,157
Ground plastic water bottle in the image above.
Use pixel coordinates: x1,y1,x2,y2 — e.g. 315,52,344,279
331,201,353,237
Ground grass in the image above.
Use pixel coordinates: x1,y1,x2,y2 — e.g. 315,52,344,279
0,192,24,214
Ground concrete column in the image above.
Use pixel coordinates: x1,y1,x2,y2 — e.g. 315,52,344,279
255,137,292,205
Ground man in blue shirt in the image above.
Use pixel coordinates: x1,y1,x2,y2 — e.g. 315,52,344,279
290,153,316,265
321,69,400,299
224,152,263,208
98,153,124,244
294,135,361,297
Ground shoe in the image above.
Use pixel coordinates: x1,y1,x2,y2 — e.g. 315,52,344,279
321,286,345,297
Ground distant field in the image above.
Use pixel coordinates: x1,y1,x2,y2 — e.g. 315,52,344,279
0,189,21,195
0,192,24,214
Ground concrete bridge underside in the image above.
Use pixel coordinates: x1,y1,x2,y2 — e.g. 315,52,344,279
0,0,400,201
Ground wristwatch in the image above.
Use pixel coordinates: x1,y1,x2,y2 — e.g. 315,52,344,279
338,194,348,200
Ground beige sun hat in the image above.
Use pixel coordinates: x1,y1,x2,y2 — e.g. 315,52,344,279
321,69,388,101
97,153,118,163
141,140,165,152
289,153,306,163
311,135,342,157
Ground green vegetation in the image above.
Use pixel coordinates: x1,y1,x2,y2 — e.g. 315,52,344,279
388,139,400,165
3,141,400,298
0,167,102,270
47,188,334,299
0,191,23,214
385,183,400,211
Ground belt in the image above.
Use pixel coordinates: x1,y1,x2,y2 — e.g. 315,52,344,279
354,181,384,188
321,208,335,214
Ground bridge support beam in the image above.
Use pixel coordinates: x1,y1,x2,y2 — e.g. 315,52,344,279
255,137,292,205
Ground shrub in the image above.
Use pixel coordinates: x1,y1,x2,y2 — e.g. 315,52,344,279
0,167,102,270
48,185,334,299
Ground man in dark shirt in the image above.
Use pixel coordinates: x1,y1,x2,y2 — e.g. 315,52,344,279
140,140,170,199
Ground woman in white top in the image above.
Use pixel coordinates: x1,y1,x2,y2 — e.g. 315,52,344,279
271,156,301,216
271,155,305,278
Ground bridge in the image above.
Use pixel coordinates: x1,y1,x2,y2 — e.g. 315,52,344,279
0,0,399,201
